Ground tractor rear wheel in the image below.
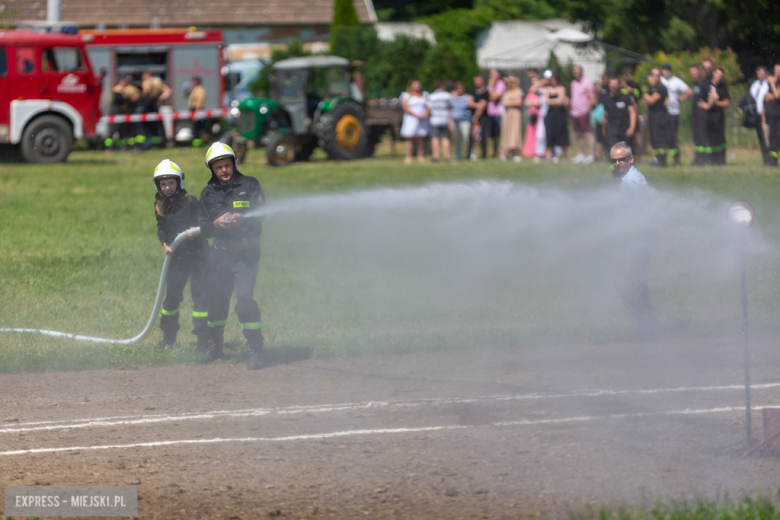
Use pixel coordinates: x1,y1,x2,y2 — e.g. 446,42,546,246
317,101,368,161
266,133,296,166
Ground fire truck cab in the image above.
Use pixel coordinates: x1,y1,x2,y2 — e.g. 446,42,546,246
0,30,102,162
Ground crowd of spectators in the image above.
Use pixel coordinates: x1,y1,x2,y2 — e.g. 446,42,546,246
399,66,599,165
399,59,779,167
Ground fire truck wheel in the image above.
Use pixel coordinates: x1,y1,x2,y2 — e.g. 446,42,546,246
21,116,73,163
266,133,296,166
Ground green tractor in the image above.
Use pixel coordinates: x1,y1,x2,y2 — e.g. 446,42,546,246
226,56,380,166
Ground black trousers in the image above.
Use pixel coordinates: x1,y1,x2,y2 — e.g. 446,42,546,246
160,251,209,337
768,116,780,166
192,119,205,140
467,115,490,159
206,246,262,346
756,125,771,165
691,108,708,164
707,110,727,165
669,114,680,163
605,120,635,155
648,110,670,164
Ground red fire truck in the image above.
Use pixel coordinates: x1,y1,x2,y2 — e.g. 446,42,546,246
81,28,225,144
0,27,227,162
0,30,103,162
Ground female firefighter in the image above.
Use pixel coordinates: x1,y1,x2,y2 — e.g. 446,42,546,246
152,159,209,350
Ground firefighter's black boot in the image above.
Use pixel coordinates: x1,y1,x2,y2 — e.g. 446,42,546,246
195,333,210,353
245,330,264,370
156,313,178,349
197,329,226,364
154,332,176,349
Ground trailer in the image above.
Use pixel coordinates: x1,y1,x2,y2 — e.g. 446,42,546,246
80,28,225,142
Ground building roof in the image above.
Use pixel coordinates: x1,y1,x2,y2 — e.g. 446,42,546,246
1,0,376,27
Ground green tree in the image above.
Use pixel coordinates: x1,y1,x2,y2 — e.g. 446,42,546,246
563,0,780,76
423,8,491,43
365,36,432,97
330,26,381,63
418,40,481,89
332,0,360,27
372,0,475,21
330,0,361,51
474,0,558,20
545,51,574,94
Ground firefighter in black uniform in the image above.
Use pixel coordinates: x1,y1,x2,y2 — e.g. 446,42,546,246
698,66,731,165
643,67,671,166
688,64,708,165
152,159,209,350
197,142,266,369
621,67,644,160
766,64,780,166
602,76,637,153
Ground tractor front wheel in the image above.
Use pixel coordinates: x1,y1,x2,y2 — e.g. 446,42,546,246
266,133,296,166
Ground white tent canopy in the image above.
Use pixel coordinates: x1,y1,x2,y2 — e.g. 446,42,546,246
477,20,605,82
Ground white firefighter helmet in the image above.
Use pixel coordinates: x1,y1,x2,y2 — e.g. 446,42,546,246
153,159,185,190
205,141,237,171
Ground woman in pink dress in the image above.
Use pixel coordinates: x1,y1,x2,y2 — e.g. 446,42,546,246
523,78,542,158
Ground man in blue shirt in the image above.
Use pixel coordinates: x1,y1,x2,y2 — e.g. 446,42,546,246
611,141,647,187
610,142,657,339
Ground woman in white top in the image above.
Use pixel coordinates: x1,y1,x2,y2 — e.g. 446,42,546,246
400,78,431,164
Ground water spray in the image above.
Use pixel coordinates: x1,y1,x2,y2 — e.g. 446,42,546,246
727,199,754,445
0,227,202,345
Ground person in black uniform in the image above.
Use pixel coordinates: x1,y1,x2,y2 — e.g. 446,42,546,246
622,67,644,161
688,64,708,165
698,66,731,165
197,142,266,369
602,76,637,153
643,67,671,166
467,75,490,160
621,67,641,103
152,159,209,351
766,64,780,166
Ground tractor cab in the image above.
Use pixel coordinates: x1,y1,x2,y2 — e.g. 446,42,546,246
272,56,353,133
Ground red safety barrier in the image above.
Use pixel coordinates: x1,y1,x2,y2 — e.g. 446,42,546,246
99,108,231,124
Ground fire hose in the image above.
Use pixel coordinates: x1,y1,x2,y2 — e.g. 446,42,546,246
0,227,202,345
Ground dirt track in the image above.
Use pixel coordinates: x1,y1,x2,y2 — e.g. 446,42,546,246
2,336,780,519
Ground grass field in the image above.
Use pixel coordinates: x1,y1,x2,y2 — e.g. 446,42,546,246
575,492,780,520
1,141,780,373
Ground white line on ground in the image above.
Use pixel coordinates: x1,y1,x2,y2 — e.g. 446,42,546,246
3,382,779,436
0,405,755,457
